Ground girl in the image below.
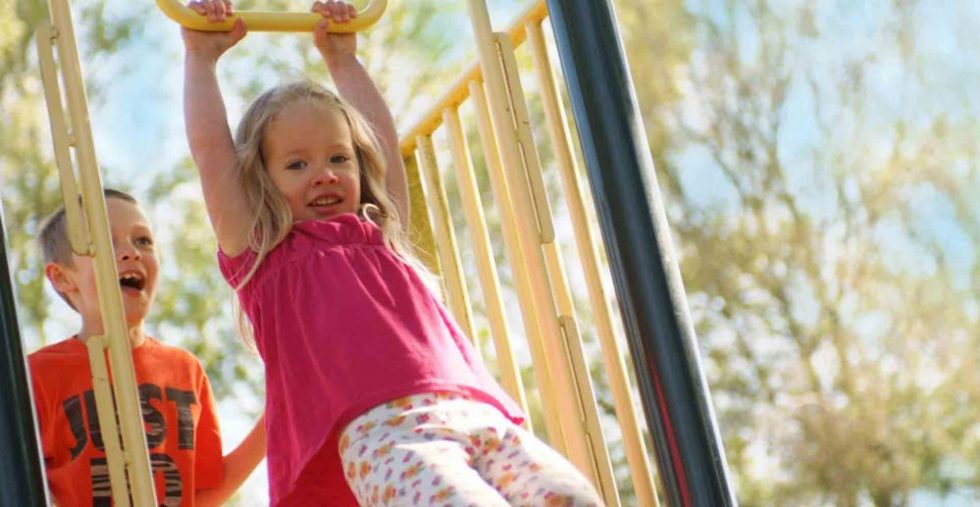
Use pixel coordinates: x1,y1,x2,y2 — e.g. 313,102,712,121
181,1,604,505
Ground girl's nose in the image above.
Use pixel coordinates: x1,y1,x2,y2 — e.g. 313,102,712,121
312,167,339,186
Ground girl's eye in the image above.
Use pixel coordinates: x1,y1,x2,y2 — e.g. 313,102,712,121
286,160,307,170
329,154,350,164
136,237,154,247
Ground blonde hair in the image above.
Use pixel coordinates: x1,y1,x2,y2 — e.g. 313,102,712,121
231,81,419,342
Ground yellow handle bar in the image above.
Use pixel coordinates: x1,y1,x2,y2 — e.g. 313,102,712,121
155,0,386,32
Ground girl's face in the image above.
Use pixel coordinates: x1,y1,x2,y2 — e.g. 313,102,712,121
262,102,362,222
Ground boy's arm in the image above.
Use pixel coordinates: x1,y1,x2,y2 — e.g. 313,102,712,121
194,413,266,507
313,1,410,226
182,1,254,256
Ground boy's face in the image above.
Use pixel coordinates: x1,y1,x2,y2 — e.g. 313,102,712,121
46,198,159,330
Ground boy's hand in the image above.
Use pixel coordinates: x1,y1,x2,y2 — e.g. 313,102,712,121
311,0,358,65
181,0,246,60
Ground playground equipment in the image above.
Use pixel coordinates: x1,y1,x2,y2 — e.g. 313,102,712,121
0,0,736,505
32,0,158,503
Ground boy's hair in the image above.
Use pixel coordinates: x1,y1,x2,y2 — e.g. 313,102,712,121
233,80,410,286
38,188,139,307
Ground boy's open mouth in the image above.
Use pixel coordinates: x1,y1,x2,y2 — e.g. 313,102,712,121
119,272,145,291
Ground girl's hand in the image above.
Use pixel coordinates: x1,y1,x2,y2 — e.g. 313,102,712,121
311,0,358,65
181,0,247,60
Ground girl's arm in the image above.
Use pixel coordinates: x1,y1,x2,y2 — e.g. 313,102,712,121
312,1,410,227
194,413,267,506
182,0,254,256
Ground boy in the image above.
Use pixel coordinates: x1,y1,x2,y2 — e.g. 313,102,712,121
28,188,265,506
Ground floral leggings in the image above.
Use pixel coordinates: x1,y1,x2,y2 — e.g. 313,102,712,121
338,392,604,507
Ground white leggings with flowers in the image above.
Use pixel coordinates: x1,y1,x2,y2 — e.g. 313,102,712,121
339,392,604,507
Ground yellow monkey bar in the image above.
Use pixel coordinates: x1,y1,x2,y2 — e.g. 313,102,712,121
155,0,386,32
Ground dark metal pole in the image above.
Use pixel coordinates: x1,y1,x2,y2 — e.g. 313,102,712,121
0,206,49,506
543,1,736,505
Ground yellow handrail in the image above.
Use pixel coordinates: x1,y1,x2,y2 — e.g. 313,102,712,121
37,0,157,503
399,0,549,157
155,0,386,32
526,19,659,506
415,136,479,349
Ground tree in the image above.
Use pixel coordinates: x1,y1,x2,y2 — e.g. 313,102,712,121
618,0,980,504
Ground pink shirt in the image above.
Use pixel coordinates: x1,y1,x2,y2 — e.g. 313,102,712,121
218,213,523,505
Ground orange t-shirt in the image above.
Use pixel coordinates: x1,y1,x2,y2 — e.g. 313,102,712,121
29,336,223,506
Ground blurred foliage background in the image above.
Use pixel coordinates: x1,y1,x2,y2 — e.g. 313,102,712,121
2,0,977,505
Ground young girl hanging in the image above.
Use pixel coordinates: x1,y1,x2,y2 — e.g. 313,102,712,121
181,1,604,504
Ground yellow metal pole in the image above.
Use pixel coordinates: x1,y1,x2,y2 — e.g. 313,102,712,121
466,0,605,485
84,337,132,504
480,30,581,465
469,82,562,443
156,0,386,32
403,154,440,275
38,25,132,506
400,0,549,158
493,30,619,505
557,314,620,505
471,18,574,461
492,35,555,245
542,238,620,504
36,26,90,257
415,136,480,351
468,0,580,468
442,106,531,420
42,0,157,503
528,19,659,507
